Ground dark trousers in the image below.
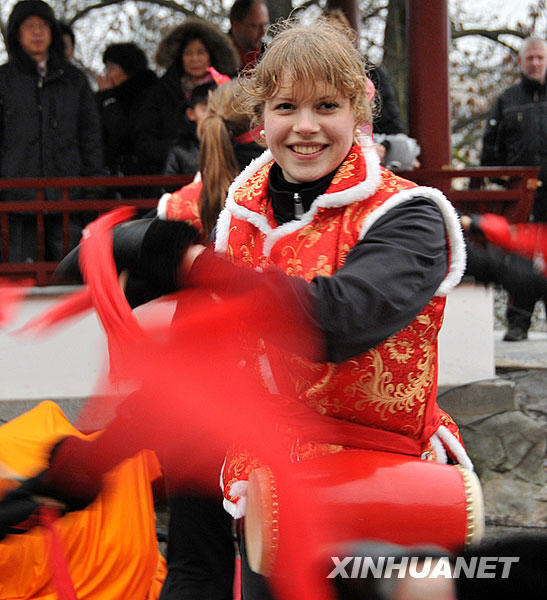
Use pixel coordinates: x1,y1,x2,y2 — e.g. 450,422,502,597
5,213,85,263
159,493,236,600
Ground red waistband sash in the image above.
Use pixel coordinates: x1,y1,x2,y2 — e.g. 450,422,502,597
274,401,423,458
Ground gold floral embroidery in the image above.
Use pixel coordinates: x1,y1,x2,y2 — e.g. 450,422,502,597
343,339,436,437
385,338,415,364
331,150,358,186
293,441,344,461
234,162,272,210
280,246,304,276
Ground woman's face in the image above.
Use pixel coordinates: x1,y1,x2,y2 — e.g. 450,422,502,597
182,39,211,82
263,78,356,184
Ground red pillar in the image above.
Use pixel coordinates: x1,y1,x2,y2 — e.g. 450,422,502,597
407,0,451,174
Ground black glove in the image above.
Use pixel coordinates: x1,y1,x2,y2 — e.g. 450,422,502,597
0,482,40,540
54,217,199,305
6,437,105,515
0,436,102,540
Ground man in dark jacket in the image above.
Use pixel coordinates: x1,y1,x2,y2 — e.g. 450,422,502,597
228,0,269,70
0,0,103,263
480,36,547,341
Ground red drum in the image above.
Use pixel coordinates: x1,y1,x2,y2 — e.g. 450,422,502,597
245,449,484,576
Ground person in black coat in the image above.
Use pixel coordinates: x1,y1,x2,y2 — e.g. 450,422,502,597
134,18,240,175
96,43,158,179
163,81,217,178
480,36,547,341
0,0,103,262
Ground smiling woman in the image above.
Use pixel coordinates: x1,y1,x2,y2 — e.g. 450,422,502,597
263,83,356,183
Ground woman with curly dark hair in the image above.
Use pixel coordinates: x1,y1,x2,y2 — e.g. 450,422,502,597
134,18,240,174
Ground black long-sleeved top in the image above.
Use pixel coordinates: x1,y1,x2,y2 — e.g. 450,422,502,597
207,163,449,364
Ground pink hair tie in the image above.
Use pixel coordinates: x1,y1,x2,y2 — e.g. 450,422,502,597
207,67,231,85
366,76,375,101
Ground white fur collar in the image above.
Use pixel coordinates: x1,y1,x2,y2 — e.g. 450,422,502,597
215,143,382,255
214,145,466,297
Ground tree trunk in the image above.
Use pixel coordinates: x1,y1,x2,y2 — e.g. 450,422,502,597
382,0,408,130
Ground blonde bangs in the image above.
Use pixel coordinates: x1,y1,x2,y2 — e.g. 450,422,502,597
239,17,372,127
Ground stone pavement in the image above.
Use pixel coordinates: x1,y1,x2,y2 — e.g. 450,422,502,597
494,330,547,370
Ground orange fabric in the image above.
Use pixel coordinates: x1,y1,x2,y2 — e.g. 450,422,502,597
0,401,166,600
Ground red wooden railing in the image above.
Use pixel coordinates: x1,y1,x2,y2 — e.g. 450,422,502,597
0,167,540,285
0,174,193,285
397,166,541,223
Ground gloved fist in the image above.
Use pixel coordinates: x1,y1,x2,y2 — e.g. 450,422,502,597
54,217,199,306
29,435,104,512
0,481,40,540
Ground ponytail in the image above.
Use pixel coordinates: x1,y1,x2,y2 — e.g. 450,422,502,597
196,80,256,235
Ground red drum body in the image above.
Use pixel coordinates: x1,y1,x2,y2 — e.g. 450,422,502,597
245,449,484,576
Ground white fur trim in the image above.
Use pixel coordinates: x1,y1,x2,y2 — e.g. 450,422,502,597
215,145,382,255
358,186,467,296
215,149,274,253
219,456,227,490
435,425,474,470
262,145,382,257
156,193,171,220
223,496,246,519
222,480,248,518
231,480,249,497
429,432,448,464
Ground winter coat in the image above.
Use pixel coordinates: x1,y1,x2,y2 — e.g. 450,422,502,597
96,69,158,176
369,65,405,135
481,74,547,169
481,74,547,220
134,19,240,174
0,4,103,202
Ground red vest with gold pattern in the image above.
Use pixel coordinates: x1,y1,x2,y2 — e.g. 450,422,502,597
157,181,204,238
214,144,468,515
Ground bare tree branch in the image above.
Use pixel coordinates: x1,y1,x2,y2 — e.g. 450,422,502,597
69,0,194,26
451,27,528,53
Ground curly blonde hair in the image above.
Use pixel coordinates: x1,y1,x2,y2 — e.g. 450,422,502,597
238,17,372,130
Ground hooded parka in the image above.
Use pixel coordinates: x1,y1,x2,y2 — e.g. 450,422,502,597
133,18,240,174
0,0,103,199
0,0,103,260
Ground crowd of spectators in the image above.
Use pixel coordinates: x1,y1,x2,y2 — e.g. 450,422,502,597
0,0,428,264
0,0,269,261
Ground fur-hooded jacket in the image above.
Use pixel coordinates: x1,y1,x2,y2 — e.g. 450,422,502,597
155,17,240,78
133,19,240,174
